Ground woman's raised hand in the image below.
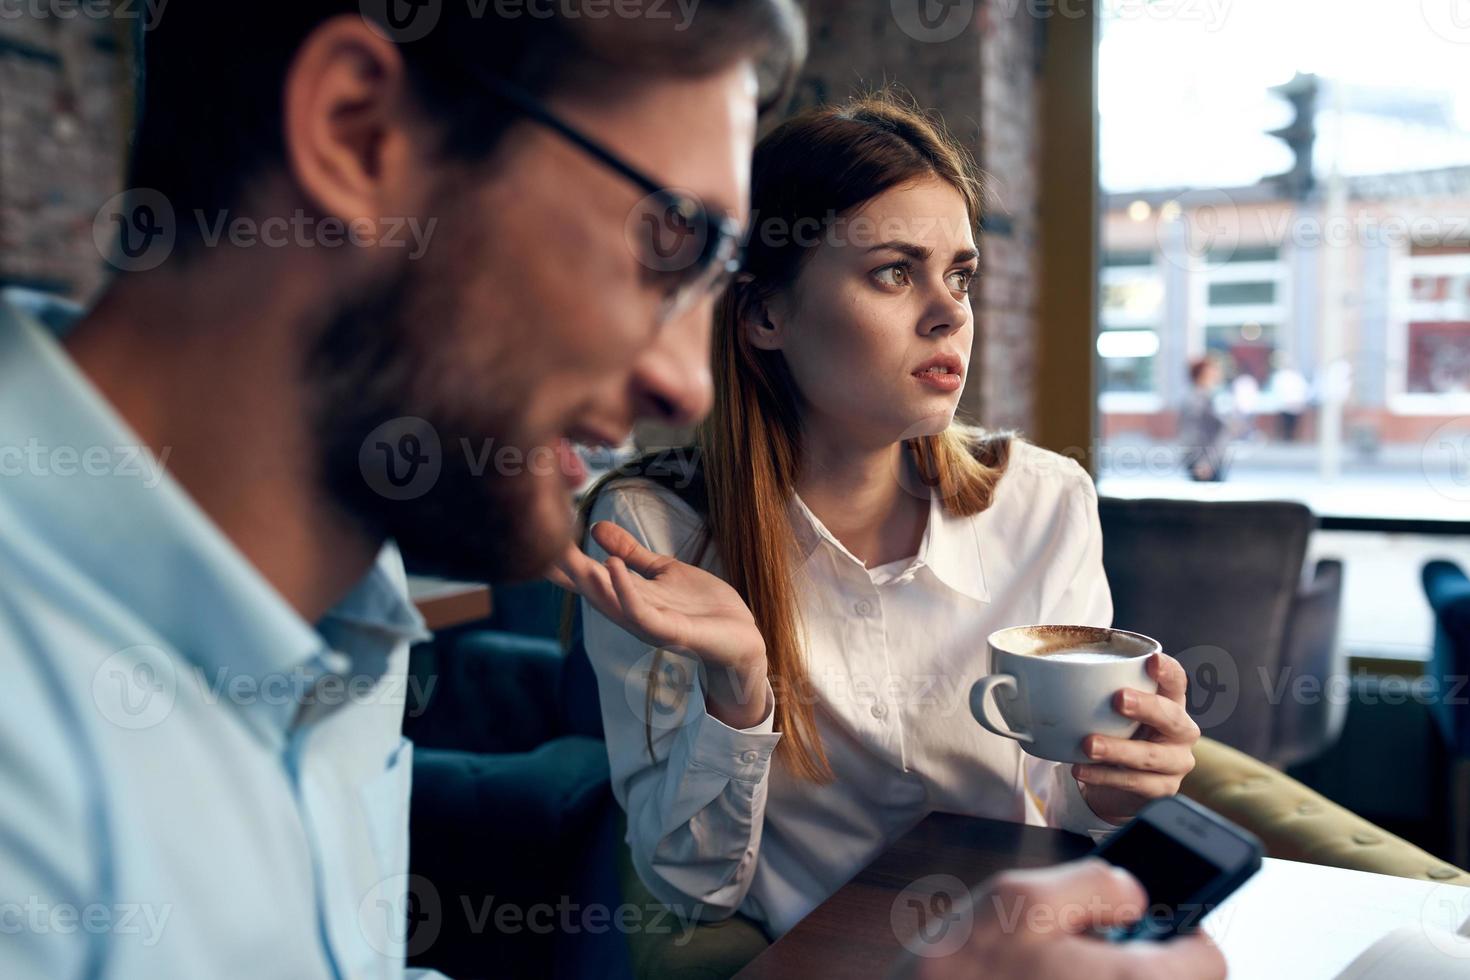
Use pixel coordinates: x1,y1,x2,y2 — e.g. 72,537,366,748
549,521,771,727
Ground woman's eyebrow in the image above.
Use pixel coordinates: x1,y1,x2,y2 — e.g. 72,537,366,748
865,240,929,260
864,241,980,265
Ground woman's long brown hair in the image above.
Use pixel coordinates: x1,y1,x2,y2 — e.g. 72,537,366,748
576,91,1013,782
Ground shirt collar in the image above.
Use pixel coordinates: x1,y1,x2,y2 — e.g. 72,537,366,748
920,486,991,603
788,487,990,604
0,297,428,741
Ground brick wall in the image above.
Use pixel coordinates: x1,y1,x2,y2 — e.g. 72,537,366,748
0,11,134,304
975,2,1042,434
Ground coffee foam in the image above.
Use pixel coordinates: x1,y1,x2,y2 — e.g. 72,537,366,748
989,624,1157,659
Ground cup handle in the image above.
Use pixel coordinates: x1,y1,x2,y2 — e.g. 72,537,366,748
971,675,1033,743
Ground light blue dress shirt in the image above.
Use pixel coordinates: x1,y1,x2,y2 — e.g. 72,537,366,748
0,293,435,978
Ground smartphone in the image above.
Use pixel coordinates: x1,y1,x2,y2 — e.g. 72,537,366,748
1089,795,1264,941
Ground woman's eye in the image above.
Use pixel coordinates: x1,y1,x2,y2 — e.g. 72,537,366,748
948,268,977,292
874,264,910,288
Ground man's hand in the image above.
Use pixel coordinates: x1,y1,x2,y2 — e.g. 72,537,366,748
893,859,1227,980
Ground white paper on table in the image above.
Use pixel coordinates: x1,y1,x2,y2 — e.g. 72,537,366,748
1200,857,1470,979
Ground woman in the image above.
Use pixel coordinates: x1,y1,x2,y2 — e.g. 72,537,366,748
551,94,1199,937
1180,357,1230,482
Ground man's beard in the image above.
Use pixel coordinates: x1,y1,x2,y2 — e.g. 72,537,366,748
307,264,565,584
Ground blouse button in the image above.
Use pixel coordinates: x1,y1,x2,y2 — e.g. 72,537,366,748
739,750,759,765
870,704,888,720
854,599,874,616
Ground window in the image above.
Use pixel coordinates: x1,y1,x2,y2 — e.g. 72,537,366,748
1098,257,1164,409
1392,246,1470,407
1208,281,1277,306
1095,0,1470,666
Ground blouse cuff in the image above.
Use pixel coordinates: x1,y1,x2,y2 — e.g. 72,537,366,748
678,680,782,782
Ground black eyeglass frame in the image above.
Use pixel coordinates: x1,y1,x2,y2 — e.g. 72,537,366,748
469,71,745,320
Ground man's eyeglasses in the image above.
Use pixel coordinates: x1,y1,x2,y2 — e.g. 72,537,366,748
470,72,744,323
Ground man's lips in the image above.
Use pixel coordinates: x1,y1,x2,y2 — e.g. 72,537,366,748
565,426,631,451
554,426,632,489
554,438,587,487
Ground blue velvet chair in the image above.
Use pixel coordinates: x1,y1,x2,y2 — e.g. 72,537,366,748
404,584,628,980
1421,560,1470,866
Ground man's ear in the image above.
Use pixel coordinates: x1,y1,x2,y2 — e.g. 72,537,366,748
282,15,416,230
742,291,786,352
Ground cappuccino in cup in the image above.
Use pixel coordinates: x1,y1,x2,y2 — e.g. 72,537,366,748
969,625,1161,764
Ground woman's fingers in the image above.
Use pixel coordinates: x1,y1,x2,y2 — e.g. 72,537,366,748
607,556,664,639
590,521,669,578
1117,688,1200,743
544,563,578,594
1070,764,1179,798
1084,735,1196,776
553,543,620,614
1149,652,1191,707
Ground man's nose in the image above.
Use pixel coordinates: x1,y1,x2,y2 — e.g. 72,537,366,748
630,311,715,428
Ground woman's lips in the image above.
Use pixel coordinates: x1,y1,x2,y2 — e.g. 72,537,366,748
913,367,963,393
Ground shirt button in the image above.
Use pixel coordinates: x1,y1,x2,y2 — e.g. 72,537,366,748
871,704,888,720
855,599,874,616
739,750,759,764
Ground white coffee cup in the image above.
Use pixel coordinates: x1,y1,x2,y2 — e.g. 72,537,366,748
969,625,1161,764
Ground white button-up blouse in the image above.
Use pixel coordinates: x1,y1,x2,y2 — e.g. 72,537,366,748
581,439,1118,937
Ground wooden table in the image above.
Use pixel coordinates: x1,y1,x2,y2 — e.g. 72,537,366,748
407,576,493,631
735,813,1093,978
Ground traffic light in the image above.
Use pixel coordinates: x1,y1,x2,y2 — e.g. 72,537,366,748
1265,72,1319,201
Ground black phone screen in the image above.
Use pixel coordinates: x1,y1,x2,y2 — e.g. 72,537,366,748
1095,819,1226,935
